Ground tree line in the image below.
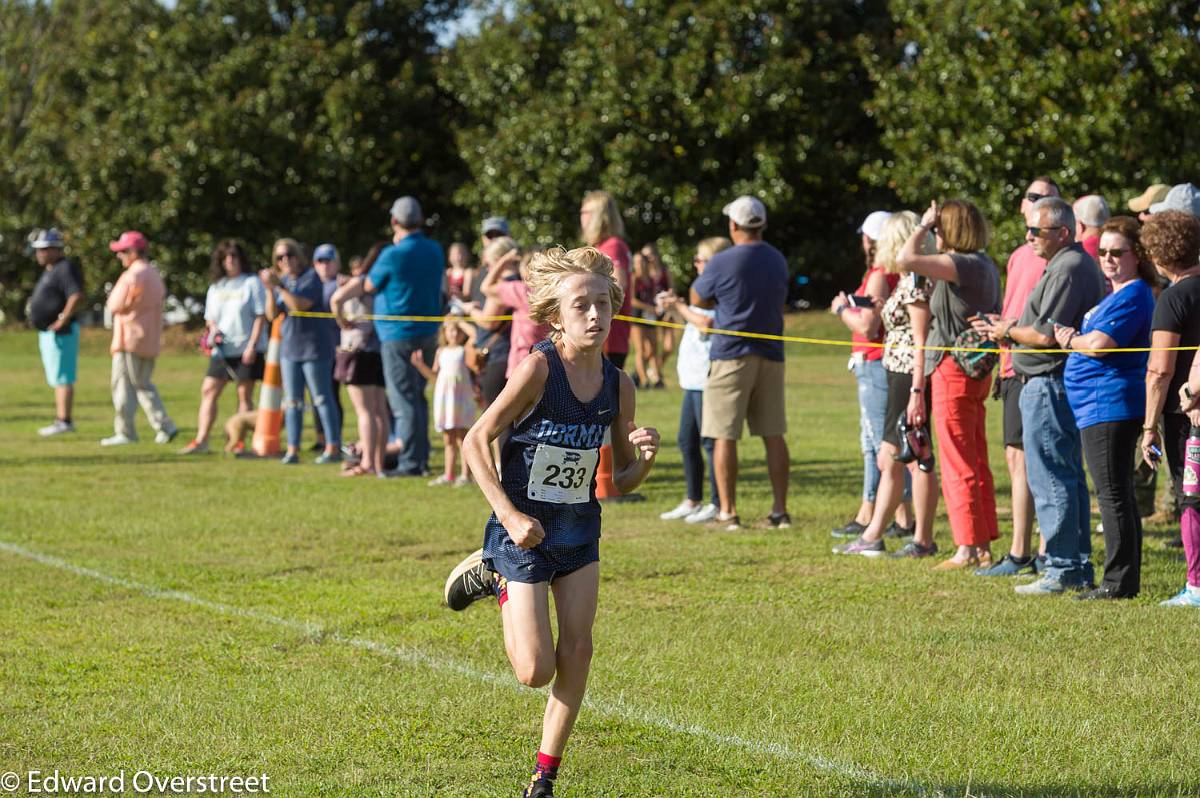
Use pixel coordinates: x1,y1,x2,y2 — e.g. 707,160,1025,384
3,0,1199,321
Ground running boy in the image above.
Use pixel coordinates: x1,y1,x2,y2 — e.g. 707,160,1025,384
443,246,659,798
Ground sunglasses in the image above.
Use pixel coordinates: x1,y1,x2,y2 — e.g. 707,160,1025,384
1025,192,1047,203
274,252,296,262
1026,225,1064,238
1097,247,1128,258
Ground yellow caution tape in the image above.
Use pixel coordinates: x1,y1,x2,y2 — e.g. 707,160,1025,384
289,310,1192,356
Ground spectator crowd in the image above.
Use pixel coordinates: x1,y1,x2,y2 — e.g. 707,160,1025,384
24,180,1200,607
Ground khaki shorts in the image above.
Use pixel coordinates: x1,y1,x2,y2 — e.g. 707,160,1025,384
701,355,787,440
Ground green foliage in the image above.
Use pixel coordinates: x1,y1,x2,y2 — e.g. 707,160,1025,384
0,0,466,320
865,0,1200,261
441,1,895,292
8,0,1200,321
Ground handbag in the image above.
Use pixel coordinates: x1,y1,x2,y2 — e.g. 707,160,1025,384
951,326,999,380
334,348,359,384
468,329,501,374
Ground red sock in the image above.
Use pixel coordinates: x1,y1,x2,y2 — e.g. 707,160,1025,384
533,751,561,781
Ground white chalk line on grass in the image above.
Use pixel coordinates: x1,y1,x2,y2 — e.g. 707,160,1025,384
1,540,943,796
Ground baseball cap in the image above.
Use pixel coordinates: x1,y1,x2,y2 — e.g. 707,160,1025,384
857,211,892,240
109,231,149,252
389,196,423,228
313,243,338,261
481,216,510,237
30,228,65,249
1128,183,1171,213
1149,183,1200,217
722,195,767,229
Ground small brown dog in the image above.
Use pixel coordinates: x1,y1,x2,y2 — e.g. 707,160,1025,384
224,410,258,453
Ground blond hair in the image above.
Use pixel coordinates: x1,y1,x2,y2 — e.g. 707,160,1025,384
876,211,933,273
527,246,624,339
580,190,626,246
697,236,732,263
271,237,308,270
482,236,519,267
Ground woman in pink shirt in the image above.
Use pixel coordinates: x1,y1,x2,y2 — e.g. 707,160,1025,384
580,190,632,371
477,243,549,377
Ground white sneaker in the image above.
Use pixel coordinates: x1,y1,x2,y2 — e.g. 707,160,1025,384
100,434,136,446
684,503,718,523
155,428,179,444
38,420,75,437
427,475,453,486
660,500,699,520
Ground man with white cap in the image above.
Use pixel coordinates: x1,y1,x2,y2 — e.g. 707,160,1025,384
689,195,791,530
28,228,84,436
1149,183,1200,217
338,196,445,475
102,230,177,446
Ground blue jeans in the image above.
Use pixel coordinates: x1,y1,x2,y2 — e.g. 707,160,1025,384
855,359,909,502
382,336,437,472
679,390,718,503
281,356,340,450
1020,374,1093,583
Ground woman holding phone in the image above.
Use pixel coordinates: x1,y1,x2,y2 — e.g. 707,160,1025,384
830,211,913,541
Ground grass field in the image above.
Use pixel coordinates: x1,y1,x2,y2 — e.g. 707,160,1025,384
1,315,1198,798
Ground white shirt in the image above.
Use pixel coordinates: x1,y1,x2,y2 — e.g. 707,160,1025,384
676,306,716,391
204,274,267,356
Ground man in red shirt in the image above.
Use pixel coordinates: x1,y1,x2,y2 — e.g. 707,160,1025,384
975,177,1057,576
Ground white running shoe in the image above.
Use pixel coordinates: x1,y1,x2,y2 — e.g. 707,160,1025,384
155,428,179,444
38,420,75,437
684,503,718,524
100,434,136,446
660,500,699,520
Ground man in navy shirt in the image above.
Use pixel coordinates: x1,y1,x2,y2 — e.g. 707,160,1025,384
690,196,791,530
345,196,445,475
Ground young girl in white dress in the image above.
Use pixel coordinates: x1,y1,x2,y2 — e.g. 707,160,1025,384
411,317,477,485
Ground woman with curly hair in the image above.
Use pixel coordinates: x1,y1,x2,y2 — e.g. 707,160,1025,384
1053,216,1156,599
1140,210,1200,606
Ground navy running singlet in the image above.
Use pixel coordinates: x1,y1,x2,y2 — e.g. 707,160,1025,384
483,339,621,555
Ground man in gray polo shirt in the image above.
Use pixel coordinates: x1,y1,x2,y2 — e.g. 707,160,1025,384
981,197,1104,593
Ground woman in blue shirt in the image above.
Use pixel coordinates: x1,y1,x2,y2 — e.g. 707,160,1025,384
260,238,342,465
1054,216,1156,599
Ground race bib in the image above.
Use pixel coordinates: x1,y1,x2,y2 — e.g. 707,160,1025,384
527,444,598,504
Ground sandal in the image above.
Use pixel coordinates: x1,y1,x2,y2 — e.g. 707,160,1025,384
340,464,372,477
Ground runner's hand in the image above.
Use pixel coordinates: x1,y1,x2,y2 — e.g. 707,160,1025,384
502,511,545,549
627,421,660,462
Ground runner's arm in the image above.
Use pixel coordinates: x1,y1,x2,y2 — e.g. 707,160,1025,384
463,352,548,537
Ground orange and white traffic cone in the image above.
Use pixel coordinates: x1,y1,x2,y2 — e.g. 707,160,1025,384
252,315,284,456
595,442,620,500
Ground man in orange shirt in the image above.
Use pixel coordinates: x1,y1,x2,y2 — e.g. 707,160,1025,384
102,231,178,446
